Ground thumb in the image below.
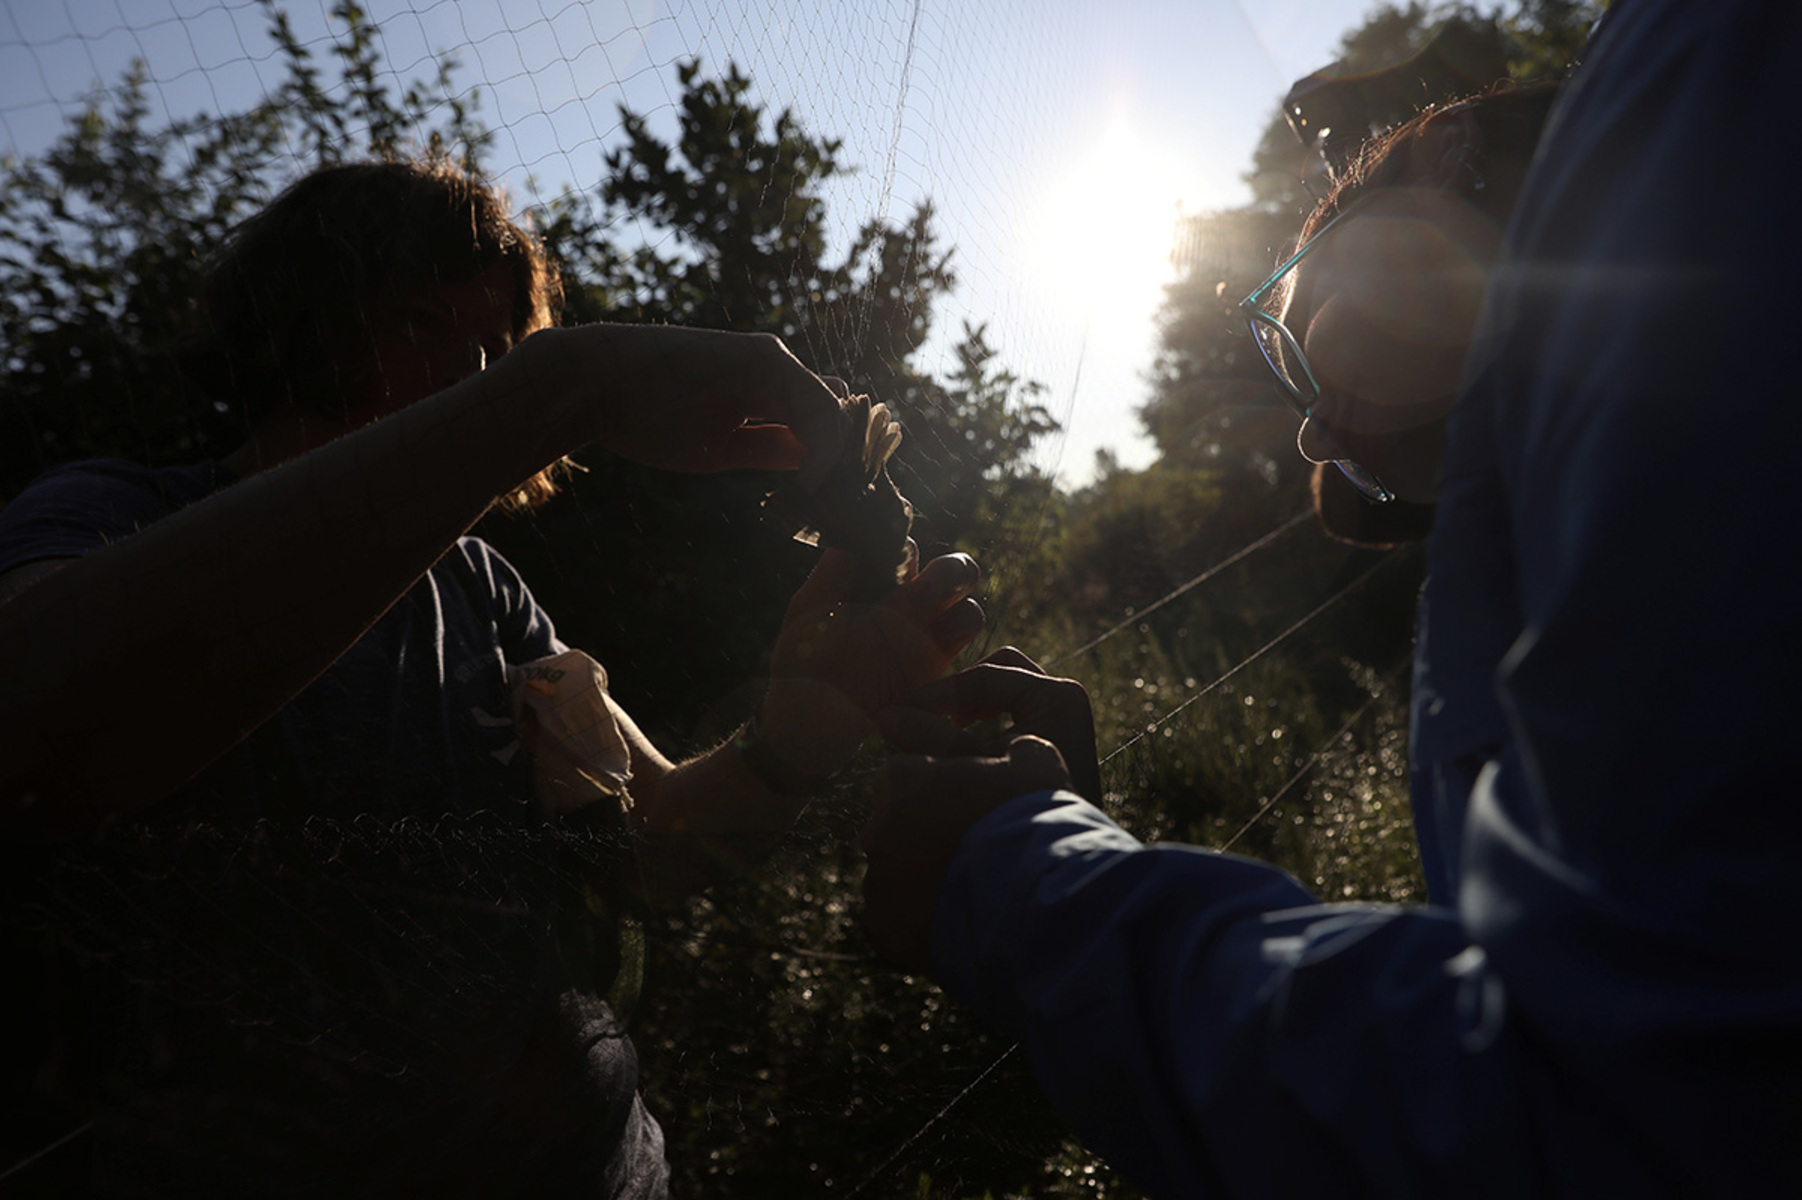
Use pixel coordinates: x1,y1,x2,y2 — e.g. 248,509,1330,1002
1008,735,1073,790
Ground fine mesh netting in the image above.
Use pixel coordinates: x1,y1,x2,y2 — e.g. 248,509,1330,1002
0,0,1546,1194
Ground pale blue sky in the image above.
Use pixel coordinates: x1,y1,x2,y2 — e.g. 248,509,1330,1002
0,0,1386,483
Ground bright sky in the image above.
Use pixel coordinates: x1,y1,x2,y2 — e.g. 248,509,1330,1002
0,0,1383,485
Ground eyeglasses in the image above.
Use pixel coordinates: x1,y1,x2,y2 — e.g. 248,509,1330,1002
1239,200,1395,504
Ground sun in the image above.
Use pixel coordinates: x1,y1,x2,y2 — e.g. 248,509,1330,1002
1020,109,1193,351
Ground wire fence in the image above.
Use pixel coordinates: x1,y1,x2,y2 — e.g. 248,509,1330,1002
1,4,1427,1195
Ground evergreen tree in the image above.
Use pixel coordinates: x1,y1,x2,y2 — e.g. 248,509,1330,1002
534,60,1058,563
500,61,1060,739
0,0,488,499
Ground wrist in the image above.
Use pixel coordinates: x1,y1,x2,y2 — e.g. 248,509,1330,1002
469,326,624,476
734,705,835,798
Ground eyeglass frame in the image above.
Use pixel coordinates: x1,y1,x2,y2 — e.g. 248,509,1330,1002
1239,197,1395,504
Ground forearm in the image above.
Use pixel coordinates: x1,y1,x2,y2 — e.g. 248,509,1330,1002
617,722,813,904
0,332,587,831
610,543,987,902
933,792,1323,1198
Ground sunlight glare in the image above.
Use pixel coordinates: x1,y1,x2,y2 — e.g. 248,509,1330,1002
1021,108,1196,354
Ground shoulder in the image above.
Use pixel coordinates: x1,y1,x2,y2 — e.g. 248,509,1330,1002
444,536,532,600
0,458,235,574
5,457,231,505
440,535,566,659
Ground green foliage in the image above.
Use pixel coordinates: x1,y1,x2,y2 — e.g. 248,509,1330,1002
0,0,489,498
0,64,265,491
1504,0,1609,80
1242,2,1516,212
487,60,1062,749
539,56,954,381
899,320,1063,564
1138,221,1297,469
630,818,1075,1196
265,0,491,169
535,60,1059,561
1,0,1564,1192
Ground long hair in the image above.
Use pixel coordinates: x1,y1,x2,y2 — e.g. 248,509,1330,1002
180,157,566,508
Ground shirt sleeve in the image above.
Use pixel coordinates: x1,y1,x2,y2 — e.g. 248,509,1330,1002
1441,1,1802,1183
0,460,178,574
932,791,1540,1199
453,537,568,662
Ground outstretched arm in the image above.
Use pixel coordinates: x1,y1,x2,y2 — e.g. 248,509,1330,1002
861,649,1097,970
860,664,1506,1199
0,326,845,834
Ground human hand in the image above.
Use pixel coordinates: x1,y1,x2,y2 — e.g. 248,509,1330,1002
538,324,848,485
756,549,985,783
861,736,1074,974
878,647,1100,800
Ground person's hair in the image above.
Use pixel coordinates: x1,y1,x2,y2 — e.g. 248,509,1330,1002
1302,79,1563,243
180,157,566,508
1293,80,1562,545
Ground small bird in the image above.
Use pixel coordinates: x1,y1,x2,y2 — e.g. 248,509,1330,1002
769,392,914,603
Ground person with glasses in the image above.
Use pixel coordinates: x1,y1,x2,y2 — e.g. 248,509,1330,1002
862,1,1802,1195
1245,82,1560,515
1243,83,1560,902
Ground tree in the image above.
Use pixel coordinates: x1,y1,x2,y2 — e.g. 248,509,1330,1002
487,62,1077,1196
2,13,1079,1195
1506,0,1609,80
537,59,1058,557
0,0,489,500
498,61,1061,742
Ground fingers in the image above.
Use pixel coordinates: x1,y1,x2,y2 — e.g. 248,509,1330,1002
893,554,984,674
863,741,1073,857
860,741,1077,974
770,547,983,769
894,655,1101,800
875,706,988,758
783,549,980,650
790,375,851,491
571,326,849,477
860,751,990,856
888,553,980,620
1006,734,1073,788
862,752,934,841
904,659,1077,725
725,333,847,487
891,647,1050,725
870,739,1073,819
930,597,986,659
978,645,1043,673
